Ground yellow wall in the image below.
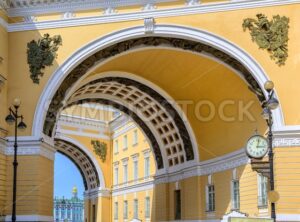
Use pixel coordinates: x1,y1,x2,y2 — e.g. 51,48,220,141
6,3,300,142
112,121,156,183
0,152,6,216
275,147,300,215
0,20,8,138
5,155,53,216
65,134,112,188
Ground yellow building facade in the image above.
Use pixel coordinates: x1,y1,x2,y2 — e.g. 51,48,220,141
0,0,300,221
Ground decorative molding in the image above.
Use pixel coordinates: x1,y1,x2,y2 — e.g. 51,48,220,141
23,15,37,23
27,34,62,84
103,7,117,15
154,148,249,184
142,3,157,11
122,157,129,164
144,17,155,34
112,180,154,197
56,128,110,140
5,0,300,32
186,0,200,6
84,187,111,199
58,114,108,131
91,140,107,162
243,14,289,66
131,153,139,160
61,12,76,19
7,0,176,17
5,137,56,160
273,127,300,147
112,122,136,139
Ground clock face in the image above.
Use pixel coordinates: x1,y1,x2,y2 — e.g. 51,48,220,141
246,135,268,159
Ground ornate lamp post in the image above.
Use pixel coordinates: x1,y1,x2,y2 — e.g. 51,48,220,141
5,98,27,222
261,81,279,221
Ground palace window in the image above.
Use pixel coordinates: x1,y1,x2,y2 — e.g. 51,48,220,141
174,190,181,220
114,140,119,154
145,197,150,218
123,135,128,150
114,167,119,185
133,199,138,219
133,129,138,145
114,202,118,220
206,185,215,212
123,200,128,219
123,164,128,184
258,174,268,207
231,180,240,210
133,160,138,181
144,156,150,178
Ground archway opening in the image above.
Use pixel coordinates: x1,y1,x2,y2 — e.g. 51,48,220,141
54,152,85,222
34,32,276,221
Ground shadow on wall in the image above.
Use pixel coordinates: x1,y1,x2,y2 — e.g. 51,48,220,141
151,165,261,221
1,28,61,217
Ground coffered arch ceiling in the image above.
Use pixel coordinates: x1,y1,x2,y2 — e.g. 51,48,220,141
55,139,100,191
43,37,267,165
86,49,267,161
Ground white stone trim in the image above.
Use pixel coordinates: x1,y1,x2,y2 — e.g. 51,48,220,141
54,133,106,188
273,127,300,147
7,0,175,17
5,0,300,32
112,122,136,139
5,136,55,160
154,148,249,184
277,214,300,221
131,153,139,160
112,180,154,196
2,215,53,222
84,187,111,199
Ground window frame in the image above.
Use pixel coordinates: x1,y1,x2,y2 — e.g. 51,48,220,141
206,184,215,212
231,180,240,210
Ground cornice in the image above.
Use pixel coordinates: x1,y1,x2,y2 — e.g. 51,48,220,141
273,126,300,147
112,179,154,196
154,148,249,184
5,137,56,160
84,187,111,199
7,0,177,17
6,0,300,32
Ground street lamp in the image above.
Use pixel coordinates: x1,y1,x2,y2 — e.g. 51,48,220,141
261,81,279,221
5,98,27,222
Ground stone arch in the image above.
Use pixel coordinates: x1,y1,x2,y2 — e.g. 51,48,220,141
33,25,285,171
54,134,106,190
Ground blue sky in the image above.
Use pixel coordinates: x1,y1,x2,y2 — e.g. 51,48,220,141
54,153,84,199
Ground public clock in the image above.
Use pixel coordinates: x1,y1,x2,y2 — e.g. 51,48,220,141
246,135,268,159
